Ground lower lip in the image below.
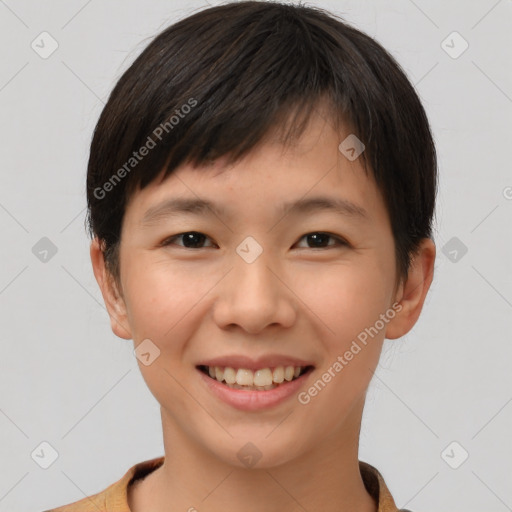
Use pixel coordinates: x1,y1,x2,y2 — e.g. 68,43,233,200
197,368,312,411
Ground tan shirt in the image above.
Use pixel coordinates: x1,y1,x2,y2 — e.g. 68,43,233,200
45,456,402,511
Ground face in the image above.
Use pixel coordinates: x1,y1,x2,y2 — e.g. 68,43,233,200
95,111,429,470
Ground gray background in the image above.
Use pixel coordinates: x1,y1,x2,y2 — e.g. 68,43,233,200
0,0,511,510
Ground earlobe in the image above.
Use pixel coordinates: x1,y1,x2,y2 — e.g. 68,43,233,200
89,238,132,340
385,238,436,340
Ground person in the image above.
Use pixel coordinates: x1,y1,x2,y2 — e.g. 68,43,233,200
45,1,437,511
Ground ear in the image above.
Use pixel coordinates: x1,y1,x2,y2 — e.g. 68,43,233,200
385,238,436,340
90,237,132,340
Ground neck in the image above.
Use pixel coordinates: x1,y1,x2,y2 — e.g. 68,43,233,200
129,400,377,512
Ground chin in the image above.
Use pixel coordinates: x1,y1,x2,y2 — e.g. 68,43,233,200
205,432,307,470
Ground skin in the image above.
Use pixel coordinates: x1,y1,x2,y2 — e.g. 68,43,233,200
91,109,435,512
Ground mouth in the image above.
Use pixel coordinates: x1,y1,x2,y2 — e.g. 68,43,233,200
197,364,315,391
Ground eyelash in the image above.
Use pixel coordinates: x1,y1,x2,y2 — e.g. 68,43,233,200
160,231,350,250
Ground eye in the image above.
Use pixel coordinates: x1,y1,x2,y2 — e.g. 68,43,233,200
295,232,349,249
160,231,215,249
160,231,349,250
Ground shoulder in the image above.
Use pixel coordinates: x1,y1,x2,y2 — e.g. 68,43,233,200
359,460,401,512
42,456,165,512
41,476,120,512
42,486,109,512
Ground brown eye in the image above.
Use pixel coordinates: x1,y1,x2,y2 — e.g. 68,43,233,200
295,232,348,249
161,231,214,249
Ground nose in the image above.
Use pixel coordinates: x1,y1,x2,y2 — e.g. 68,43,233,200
212,251,297,334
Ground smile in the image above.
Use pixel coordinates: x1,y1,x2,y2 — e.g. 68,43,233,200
196,362,314,411
198,365,313,391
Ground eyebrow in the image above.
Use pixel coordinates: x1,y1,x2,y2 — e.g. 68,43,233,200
141,195,369,226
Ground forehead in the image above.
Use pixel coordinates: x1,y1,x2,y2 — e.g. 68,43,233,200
123,113,387,228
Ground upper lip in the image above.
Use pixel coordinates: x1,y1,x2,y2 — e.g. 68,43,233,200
197,355,315,371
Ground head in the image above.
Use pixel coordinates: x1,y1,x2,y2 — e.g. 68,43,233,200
88,1,436,468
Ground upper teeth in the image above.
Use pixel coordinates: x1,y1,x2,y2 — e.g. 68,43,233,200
207,366,303,386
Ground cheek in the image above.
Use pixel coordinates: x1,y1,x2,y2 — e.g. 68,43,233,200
121,259,213,343
295,260,392,341
294,265,389,424
122,253,247,362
